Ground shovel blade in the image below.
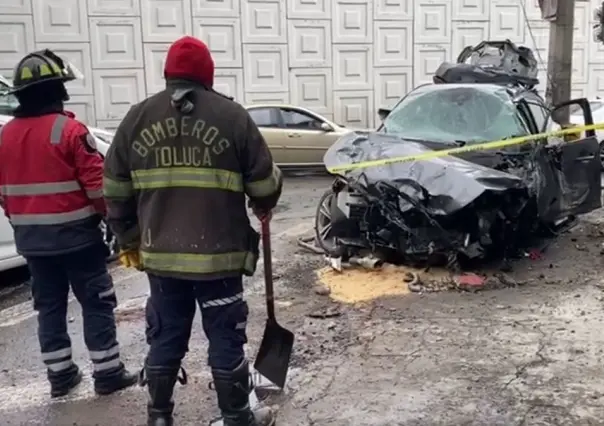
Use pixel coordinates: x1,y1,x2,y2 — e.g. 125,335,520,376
253,319,294,389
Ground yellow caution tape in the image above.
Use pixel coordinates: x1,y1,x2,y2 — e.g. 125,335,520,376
327,123,604,174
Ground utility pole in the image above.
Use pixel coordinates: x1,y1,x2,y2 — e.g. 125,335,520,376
545,0,575,125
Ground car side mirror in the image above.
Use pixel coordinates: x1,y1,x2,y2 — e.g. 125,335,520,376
320,122,333,132
378,108,391,121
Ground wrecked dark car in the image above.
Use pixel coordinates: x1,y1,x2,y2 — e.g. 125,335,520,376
316,45,601,269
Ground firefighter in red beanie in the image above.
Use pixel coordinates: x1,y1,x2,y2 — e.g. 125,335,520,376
0,50,138,397
103,36,282,425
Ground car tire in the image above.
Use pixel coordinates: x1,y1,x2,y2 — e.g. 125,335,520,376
314,189,337,254
101,220,120,262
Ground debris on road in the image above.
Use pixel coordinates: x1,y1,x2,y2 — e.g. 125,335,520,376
316,261,526,302
313,284,331,296
115,306,145,323
306,304,342,319
114,296,147,323
527,248,544,260
348,256,383,269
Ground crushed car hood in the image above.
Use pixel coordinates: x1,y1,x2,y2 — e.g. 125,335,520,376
323,131,529,216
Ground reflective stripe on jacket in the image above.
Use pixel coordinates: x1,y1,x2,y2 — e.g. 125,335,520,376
0,112,105,256
103,84,283,280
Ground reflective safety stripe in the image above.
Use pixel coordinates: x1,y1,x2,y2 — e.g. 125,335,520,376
93,358,121,372
42,347,73,372
1,180,81,196
47,359,74,372
41,347,71,361
98,287,115,299
131,167,243,192
245,164,282,198
140,250,256,275
202,292,243,309
103,176,134,198
90,344,121,372
235,321,247,330
86,188,103,199
50,114,68,145
90,345,120,361
10,205,96,225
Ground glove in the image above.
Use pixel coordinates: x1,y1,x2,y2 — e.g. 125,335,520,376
118,249,142,270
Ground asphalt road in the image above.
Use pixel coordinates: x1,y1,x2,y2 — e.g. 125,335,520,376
1,175,604,425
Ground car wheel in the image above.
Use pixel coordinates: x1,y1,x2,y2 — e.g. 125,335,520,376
314,189,337,253
100,220,119,262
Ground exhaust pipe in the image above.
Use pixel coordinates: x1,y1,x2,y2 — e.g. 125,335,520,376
327,256,343,272
349,256,383,269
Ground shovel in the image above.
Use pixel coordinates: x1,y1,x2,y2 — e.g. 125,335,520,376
253,218,294,389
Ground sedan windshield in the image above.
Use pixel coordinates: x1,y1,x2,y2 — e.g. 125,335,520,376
0,79,18,116
92,131,114,144
381,85,530,145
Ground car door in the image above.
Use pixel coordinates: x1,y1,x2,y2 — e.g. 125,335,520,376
538,98,601,221
0,123,19,267
247,107,287,164
278,107,339,166
0,208,17,266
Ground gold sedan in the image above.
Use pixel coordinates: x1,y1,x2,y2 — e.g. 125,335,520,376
245,104,358,168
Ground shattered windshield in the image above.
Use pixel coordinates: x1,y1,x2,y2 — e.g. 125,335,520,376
381,85,530,145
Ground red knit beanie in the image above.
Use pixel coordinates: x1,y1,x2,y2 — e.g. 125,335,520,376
164,36,214,87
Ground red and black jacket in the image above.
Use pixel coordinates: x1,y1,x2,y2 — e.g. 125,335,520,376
0,110,106,256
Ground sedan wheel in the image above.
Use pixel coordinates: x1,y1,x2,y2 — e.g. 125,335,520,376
314,189,337,253
100,220,119,262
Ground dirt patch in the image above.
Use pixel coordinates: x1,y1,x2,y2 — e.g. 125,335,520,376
314,263,501,303
317,264,415,303
275,255,323,292
115,307,145,323
114,296,147,324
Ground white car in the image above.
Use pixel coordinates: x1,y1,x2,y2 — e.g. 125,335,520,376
553,99,604,168
0,113,115,272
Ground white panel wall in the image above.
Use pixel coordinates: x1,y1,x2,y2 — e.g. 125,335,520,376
0,0,601,130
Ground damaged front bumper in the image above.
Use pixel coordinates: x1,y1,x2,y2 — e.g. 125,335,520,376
324,175,536,268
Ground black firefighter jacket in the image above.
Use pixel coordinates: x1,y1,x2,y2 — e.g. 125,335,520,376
103,81,283,280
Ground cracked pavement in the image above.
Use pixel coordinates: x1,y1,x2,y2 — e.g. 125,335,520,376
1,175,604,425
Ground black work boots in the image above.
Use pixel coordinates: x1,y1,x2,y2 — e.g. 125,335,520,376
140,364,187,426
141,360,276,426
49,363,137,398
94,364,138,395
211,360,276,426
49,363,83,398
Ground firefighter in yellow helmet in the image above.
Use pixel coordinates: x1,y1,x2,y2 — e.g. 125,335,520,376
0,50,137,397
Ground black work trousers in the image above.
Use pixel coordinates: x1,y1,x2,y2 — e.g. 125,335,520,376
27,242,123,382
145,274,248,370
